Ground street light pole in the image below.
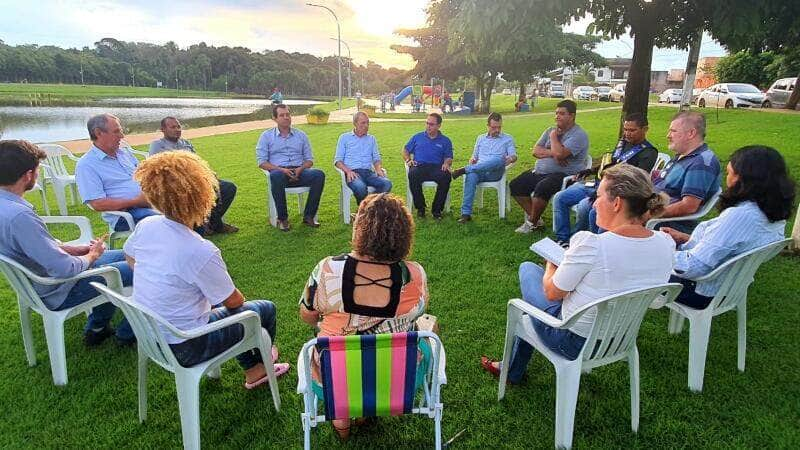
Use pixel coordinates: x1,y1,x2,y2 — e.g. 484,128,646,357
308,3,342,110
330,37,351,97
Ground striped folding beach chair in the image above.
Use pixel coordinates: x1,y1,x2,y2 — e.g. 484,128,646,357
297,331,447,449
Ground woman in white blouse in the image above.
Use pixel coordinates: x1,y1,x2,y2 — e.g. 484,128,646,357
662,145,795,309
482,164,675,384
124,151,289,389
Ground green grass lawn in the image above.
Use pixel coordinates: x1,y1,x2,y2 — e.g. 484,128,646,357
2,105,799,448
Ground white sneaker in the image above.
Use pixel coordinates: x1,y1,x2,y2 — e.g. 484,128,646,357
515,219,544,234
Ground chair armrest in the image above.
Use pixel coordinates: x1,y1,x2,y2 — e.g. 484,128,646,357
174,309,261,340
129,149,149,159
646,211,706,230
41,216,94,245
101,210,136,232
508,298,566,328
65,153,81,163
24,265,123,291
296,340,316,394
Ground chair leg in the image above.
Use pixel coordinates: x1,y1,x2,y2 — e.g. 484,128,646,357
38,188,51,215
498,187,506,218
206,366,221,379
498,309,522,400
53,184,68,215
68,184,77,205
263,352,282,412
554,364,582,449
18,305,37,367
668,310,685,334
42,314,68,386
302,413,312,450
687,314,712,392
434,404,443,450
297,192,304,213
737,300,747,372
138,349,148,423
267,188,277,228
175,371,202,450
342,191,351,224
629,347,640,432
477,188,484,209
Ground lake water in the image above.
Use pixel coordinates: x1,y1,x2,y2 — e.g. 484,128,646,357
0,97,323,143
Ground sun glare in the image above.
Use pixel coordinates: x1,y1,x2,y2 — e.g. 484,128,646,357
347,0,428,37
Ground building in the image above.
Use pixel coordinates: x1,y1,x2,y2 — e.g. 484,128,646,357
695,57,720,88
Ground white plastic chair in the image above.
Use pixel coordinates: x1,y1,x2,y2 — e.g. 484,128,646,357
86,204,135,249
646,187,722,230
474,162,515,219
37,144,81,215
90,282,282,450
129,148,150,159
652,152,671,175
335,167,388,224
559,153,594,191
404,163,451,214
666,238,790,392
29,180,50,215
498,283,682,449
297,331,447,450
0,216,125,386
260,169,317,227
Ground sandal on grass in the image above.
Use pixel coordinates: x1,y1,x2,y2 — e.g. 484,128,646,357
480,356,502,377
244,363,290,390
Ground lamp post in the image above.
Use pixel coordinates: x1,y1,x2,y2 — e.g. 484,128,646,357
308,3,342,110
330,37,351,98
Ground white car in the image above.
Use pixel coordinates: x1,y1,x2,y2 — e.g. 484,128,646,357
696,83,765,108
609,83,625,102
502,88,512,95
572,86,596,100
659,88,683,103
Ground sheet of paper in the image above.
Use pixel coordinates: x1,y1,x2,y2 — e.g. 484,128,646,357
529,237,565,265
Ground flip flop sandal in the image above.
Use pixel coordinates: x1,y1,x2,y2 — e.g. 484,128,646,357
480,356,502,377
244,363,291,390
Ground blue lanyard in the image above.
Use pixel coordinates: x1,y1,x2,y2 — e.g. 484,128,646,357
613,140,649,162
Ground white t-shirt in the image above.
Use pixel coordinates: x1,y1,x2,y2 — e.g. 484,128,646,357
123,216,236,344
553,230,675,337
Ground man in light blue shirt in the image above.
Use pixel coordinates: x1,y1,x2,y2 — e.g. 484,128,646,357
150,116,239,235
334,111,391,204
75,114,159,231
451,112,518,222
257,104,325,231
0,139,133,346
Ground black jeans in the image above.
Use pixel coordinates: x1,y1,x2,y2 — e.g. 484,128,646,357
408,163,451,214
209,179,237,230
670,275,714,309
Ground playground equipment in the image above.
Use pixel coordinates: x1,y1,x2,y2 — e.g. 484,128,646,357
394,85,443,105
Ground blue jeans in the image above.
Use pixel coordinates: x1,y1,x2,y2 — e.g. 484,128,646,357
461,158,505,216
269,168,325,220
169,300,277,370
552,183,595,242
507,262,587,384
347,169,392,204
114,207,161,231
56,250,134,339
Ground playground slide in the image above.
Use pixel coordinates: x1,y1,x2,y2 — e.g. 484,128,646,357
394,86,413,104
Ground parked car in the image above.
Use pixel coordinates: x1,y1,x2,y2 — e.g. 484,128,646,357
658,88,683,103
502,88,512,95
572,86,596,100
592,86,612,101
549,81,565,98
696,83,765,108
609,83,625,102
762,77,796,108
692,88,703,103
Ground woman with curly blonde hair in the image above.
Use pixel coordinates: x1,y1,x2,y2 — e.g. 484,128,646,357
123,151,289,389
299,193,429,438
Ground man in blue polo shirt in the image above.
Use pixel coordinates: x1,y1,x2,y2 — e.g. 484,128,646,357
402,113,453,219
334,111,391,204
75,114,159,232
650,111,721,232
257,104,325,231
451,112,518,223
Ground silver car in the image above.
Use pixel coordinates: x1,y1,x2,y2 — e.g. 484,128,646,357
762,77,796,108
658,89,683,103
696,83,765,108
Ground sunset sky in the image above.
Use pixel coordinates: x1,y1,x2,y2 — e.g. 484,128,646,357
3,0,725,71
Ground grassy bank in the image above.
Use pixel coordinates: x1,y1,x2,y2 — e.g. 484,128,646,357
2,106,799,448
0,82,258,104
